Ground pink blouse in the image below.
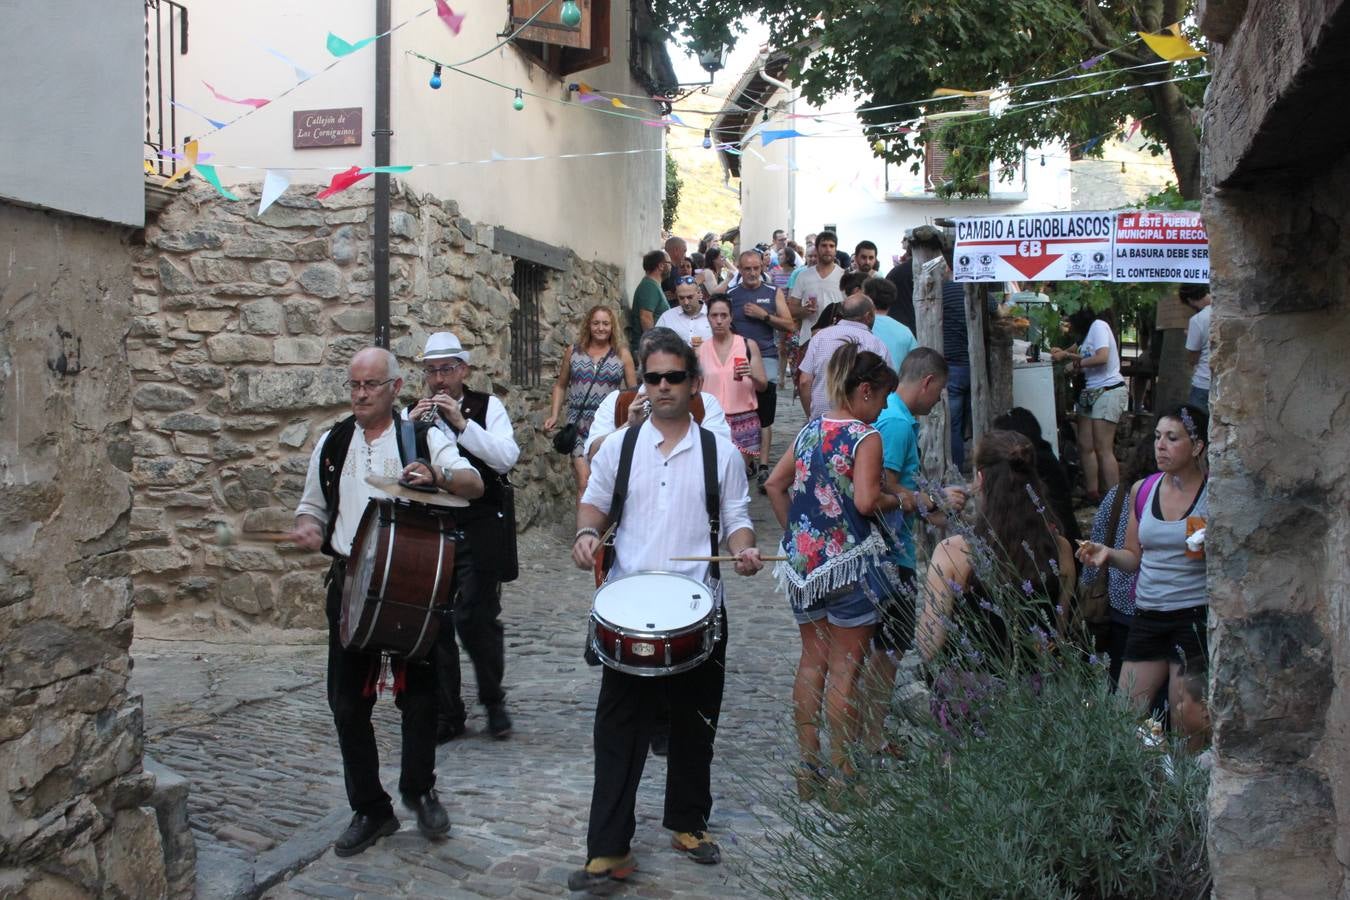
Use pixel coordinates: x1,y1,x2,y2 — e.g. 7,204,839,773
698,335,758,416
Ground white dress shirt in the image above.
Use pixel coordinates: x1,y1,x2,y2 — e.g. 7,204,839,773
401,394,519,474
582,417,753,594
655,305,713,345
585,388,730,454
296,419,475,557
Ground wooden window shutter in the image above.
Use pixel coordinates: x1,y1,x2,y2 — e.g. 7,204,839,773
557,0,610,74
923,127,953,192
923,96,989,192
512,0,591,49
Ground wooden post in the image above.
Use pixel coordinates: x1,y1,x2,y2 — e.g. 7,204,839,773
914,254,949,480
987,323,1014,420
965,283,993,448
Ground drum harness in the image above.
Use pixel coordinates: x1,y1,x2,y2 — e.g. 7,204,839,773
586,423,724,666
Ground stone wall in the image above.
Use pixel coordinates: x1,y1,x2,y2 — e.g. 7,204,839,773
1202,0,1350,894
129,183,624,632
0,203,179,896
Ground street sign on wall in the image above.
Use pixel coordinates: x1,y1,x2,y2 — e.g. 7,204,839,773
293,108,363,149
952,210,1208,284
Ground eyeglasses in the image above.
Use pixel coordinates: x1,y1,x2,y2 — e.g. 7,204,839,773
344,378,395,393
675,275,697,285
423,362,465,376
642,370,690,385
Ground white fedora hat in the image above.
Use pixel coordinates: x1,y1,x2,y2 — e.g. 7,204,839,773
420,331,470,364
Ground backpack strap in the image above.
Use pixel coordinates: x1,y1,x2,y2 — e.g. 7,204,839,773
699,426,721,583
1133,472,1163,523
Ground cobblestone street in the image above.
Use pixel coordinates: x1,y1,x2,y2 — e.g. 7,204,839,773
136,397,817,898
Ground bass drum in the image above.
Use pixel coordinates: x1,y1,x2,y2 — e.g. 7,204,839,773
589,571,719,677
340,497,456,660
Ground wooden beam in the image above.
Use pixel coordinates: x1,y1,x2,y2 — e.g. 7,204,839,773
914,253,949,480
966,283,992,447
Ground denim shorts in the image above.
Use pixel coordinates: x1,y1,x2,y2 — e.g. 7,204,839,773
793,585,879,628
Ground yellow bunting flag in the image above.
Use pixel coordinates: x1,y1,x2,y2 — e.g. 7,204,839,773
933,88,994,98
610,97,633,109
1139,23,1205,61
163,139,199,185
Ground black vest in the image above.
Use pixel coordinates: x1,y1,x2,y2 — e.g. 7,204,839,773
317,411,430,558
451,388,507,519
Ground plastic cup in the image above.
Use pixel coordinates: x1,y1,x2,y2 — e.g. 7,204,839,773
733,357,747,380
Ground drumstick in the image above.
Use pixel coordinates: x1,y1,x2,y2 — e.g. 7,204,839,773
669,554,787,562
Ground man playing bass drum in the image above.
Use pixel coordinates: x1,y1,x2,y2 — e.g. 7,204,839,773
291,347,483,857
408,332,521,742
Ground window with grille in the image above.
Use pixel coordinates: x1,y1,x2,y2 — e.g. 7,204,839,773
510,260,544,387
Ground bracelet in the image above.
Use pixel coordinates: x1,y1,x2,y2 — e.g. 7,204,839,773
574,527,601,544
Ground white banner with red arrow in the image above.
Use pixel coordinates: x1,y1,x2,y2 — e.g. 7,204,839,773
952,210,1207,284
953,212,1115,283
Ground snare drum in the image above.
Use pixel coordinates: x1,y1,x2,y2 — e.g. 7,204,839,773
588,571,720,677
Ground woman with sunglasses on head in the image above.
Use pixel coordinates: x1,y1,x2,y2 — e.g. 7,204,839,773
1077,404,1210,750
764,343,900,793
545,305,636,495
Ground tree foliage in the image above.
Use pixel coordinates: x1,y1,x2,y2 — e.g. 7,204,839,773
663,151,682,233
658,0,1208,198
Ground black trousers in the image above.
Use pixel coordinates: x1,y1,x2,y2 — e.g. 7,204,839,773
434,541,506,726
586,608,728,859
325,564,438,817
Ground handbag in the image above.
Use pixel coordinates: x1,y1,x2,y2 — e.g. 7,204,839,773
552,347,613,455
551,422,579,455
1075,483,1128,637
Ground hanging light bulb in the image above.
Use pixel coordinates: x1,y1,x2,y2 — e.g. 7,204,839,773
513,88,525,111
1121,160,1127,173
429,63,442,90
702,129,712,150
560,0,582,27
1040,155,1046,167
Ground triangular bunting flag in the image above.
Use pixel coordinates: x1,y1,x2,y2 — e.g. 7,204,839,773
316,166,371,199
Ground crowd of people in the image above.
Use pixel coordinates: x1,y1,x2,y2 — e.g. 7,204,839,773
289,224,1212,892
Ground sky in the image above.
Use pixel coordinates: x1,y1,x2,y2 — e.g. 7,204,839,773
667,23,772,91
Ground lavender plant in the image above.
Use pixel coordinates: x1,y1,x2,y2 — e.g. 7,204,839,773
753,495,1210,899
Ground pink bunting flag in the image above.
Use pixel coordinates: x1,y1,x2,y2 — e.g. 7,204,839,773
1125,118,1142,140
434,0,466,35
203,81,269,109
316,166,371,200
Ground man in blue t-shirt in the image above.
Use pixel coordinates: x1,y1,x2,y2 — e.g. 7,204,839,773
861,276,917,372
864,347,967,753
727,250,794,489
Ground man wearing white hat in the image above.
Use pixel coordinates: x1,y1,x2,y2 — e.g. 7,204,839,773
408,332,521,741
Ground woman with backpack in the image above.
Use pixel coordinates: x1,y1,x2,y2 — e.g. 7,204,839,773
1077,404,1210,749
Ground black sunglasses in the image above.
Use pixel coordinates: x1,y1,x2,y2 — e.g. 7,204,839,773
642,370,690,385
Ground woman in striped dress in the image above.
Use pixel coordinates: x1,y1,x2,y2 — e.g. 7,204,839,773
546,305,635,495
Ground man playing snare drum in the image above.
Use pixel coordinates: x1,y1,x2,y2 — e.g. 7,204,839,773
291,347,482,857
569,329,764,891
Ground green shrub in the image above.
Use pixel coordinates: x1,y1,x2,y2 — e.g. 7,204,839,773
748,516,1210,900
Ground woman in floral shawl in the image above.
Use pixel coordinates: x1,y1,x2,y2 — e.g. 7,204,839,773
765,342,900,792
